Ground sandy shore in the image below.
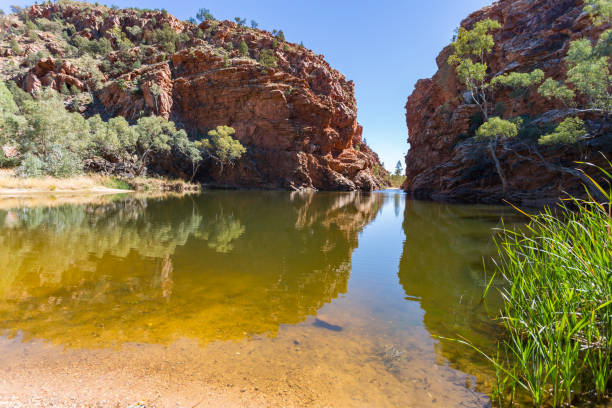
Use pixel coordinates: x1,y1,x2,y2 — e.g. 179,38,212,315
0,298,493,408
0,169,199,198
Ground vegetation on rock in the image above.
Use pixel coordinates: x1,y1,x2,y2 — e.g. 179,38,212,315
0,0,385,190
445,0,611,200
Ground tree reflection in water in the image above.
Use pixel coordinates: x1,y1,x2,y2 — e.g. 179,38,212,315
0,192,385,347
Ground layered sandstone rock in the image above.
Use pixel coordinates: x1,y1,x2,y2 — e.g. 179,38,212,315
14,3,387,191
404,0,611,205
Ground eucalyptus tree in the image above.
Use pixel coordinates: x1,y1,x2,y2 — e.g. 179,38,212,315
196,125,246,174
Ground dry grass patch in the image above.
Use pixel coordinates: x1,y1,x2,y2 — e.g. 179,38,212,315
0,169,200,195
0,169,117,192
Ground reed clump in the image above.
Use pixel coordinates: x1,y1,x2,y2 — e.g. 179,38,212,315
491,165,611,407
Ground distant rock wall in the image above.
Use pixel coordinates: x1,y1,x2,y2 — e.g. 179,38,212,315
17,3,387,190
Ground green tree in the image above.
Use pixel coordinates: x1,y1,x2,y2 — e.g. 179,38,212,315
0,81,20,145
234,17,246,27
18,89,90,160
394,160,403,177
250,20,258,29
475,116,519,194
537,1,611,116
196,8,215,22
537,78,576,107
534,0,610,168
491,69,545,115
448,18,502,120
133,116,178,174
239,40,249,57
538,117,587,145
197,125,246,174
88,114,138,159
585,0,612,25
0,81,18,117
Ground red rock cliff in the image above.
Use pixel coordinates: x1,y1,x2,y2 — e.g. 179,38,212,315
15,3,387,191
404,0,611,205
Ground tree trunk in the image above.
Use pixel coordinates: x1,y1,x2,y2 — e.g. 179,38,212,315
488,138,507,196
511,144,609,203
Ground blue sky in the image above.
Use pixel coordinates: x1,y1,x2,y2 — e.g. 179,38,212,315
1,0,493,171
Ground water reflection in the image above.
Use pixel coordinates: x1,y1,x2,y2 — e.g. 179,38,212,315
398,200,520,382
0,192,385,347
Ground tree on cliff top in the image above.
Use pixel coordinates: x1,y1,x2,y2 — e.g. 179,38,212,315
196,8,215,22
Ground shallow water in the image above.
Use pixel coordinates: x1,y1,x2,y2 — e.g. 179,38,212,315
0,191,521,407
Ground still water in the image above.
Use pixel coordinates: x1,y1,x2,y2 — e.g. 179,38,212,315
0,191,520,407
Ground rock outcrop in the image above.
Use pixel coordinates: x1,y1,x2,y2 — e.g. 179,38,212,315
4,3,387,191
404,0,611,205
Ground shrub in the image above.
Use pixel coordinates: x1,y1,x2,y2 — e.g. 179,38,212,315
17,152,44,177
35,18,63,34
25,50,47,67
239,41,249,57
258,49,277,69
72,36,112,57
44,145,83,177
9,38,21,55
0,149,19,168
125,25,142,40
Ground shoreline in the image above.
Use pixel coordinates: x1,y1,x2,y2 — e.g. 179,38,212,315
0,169,200,197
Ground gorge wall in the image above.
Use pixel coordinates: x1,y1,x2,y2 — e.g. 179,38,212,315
1,2,387,191
404,0,611,205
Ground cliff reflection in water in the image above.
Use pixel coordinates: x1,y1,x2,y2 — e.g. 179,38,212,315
0,191,385,347
398,201,519,374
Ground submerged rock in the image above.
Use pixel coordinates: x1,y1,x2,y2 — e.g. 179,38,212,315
313,318,343,332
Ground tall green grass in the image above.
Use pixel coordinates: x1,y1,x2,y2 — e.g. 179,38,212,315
490,166,611,407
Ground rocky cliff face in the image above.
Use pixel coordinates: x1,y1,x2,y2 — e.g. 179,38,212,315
404,0,611,205
1,3,387,191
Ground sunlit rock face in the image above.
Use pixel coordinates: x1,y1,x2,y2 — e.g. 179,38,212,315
403,0,612,205
0,192,385,347
17,3,388,191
